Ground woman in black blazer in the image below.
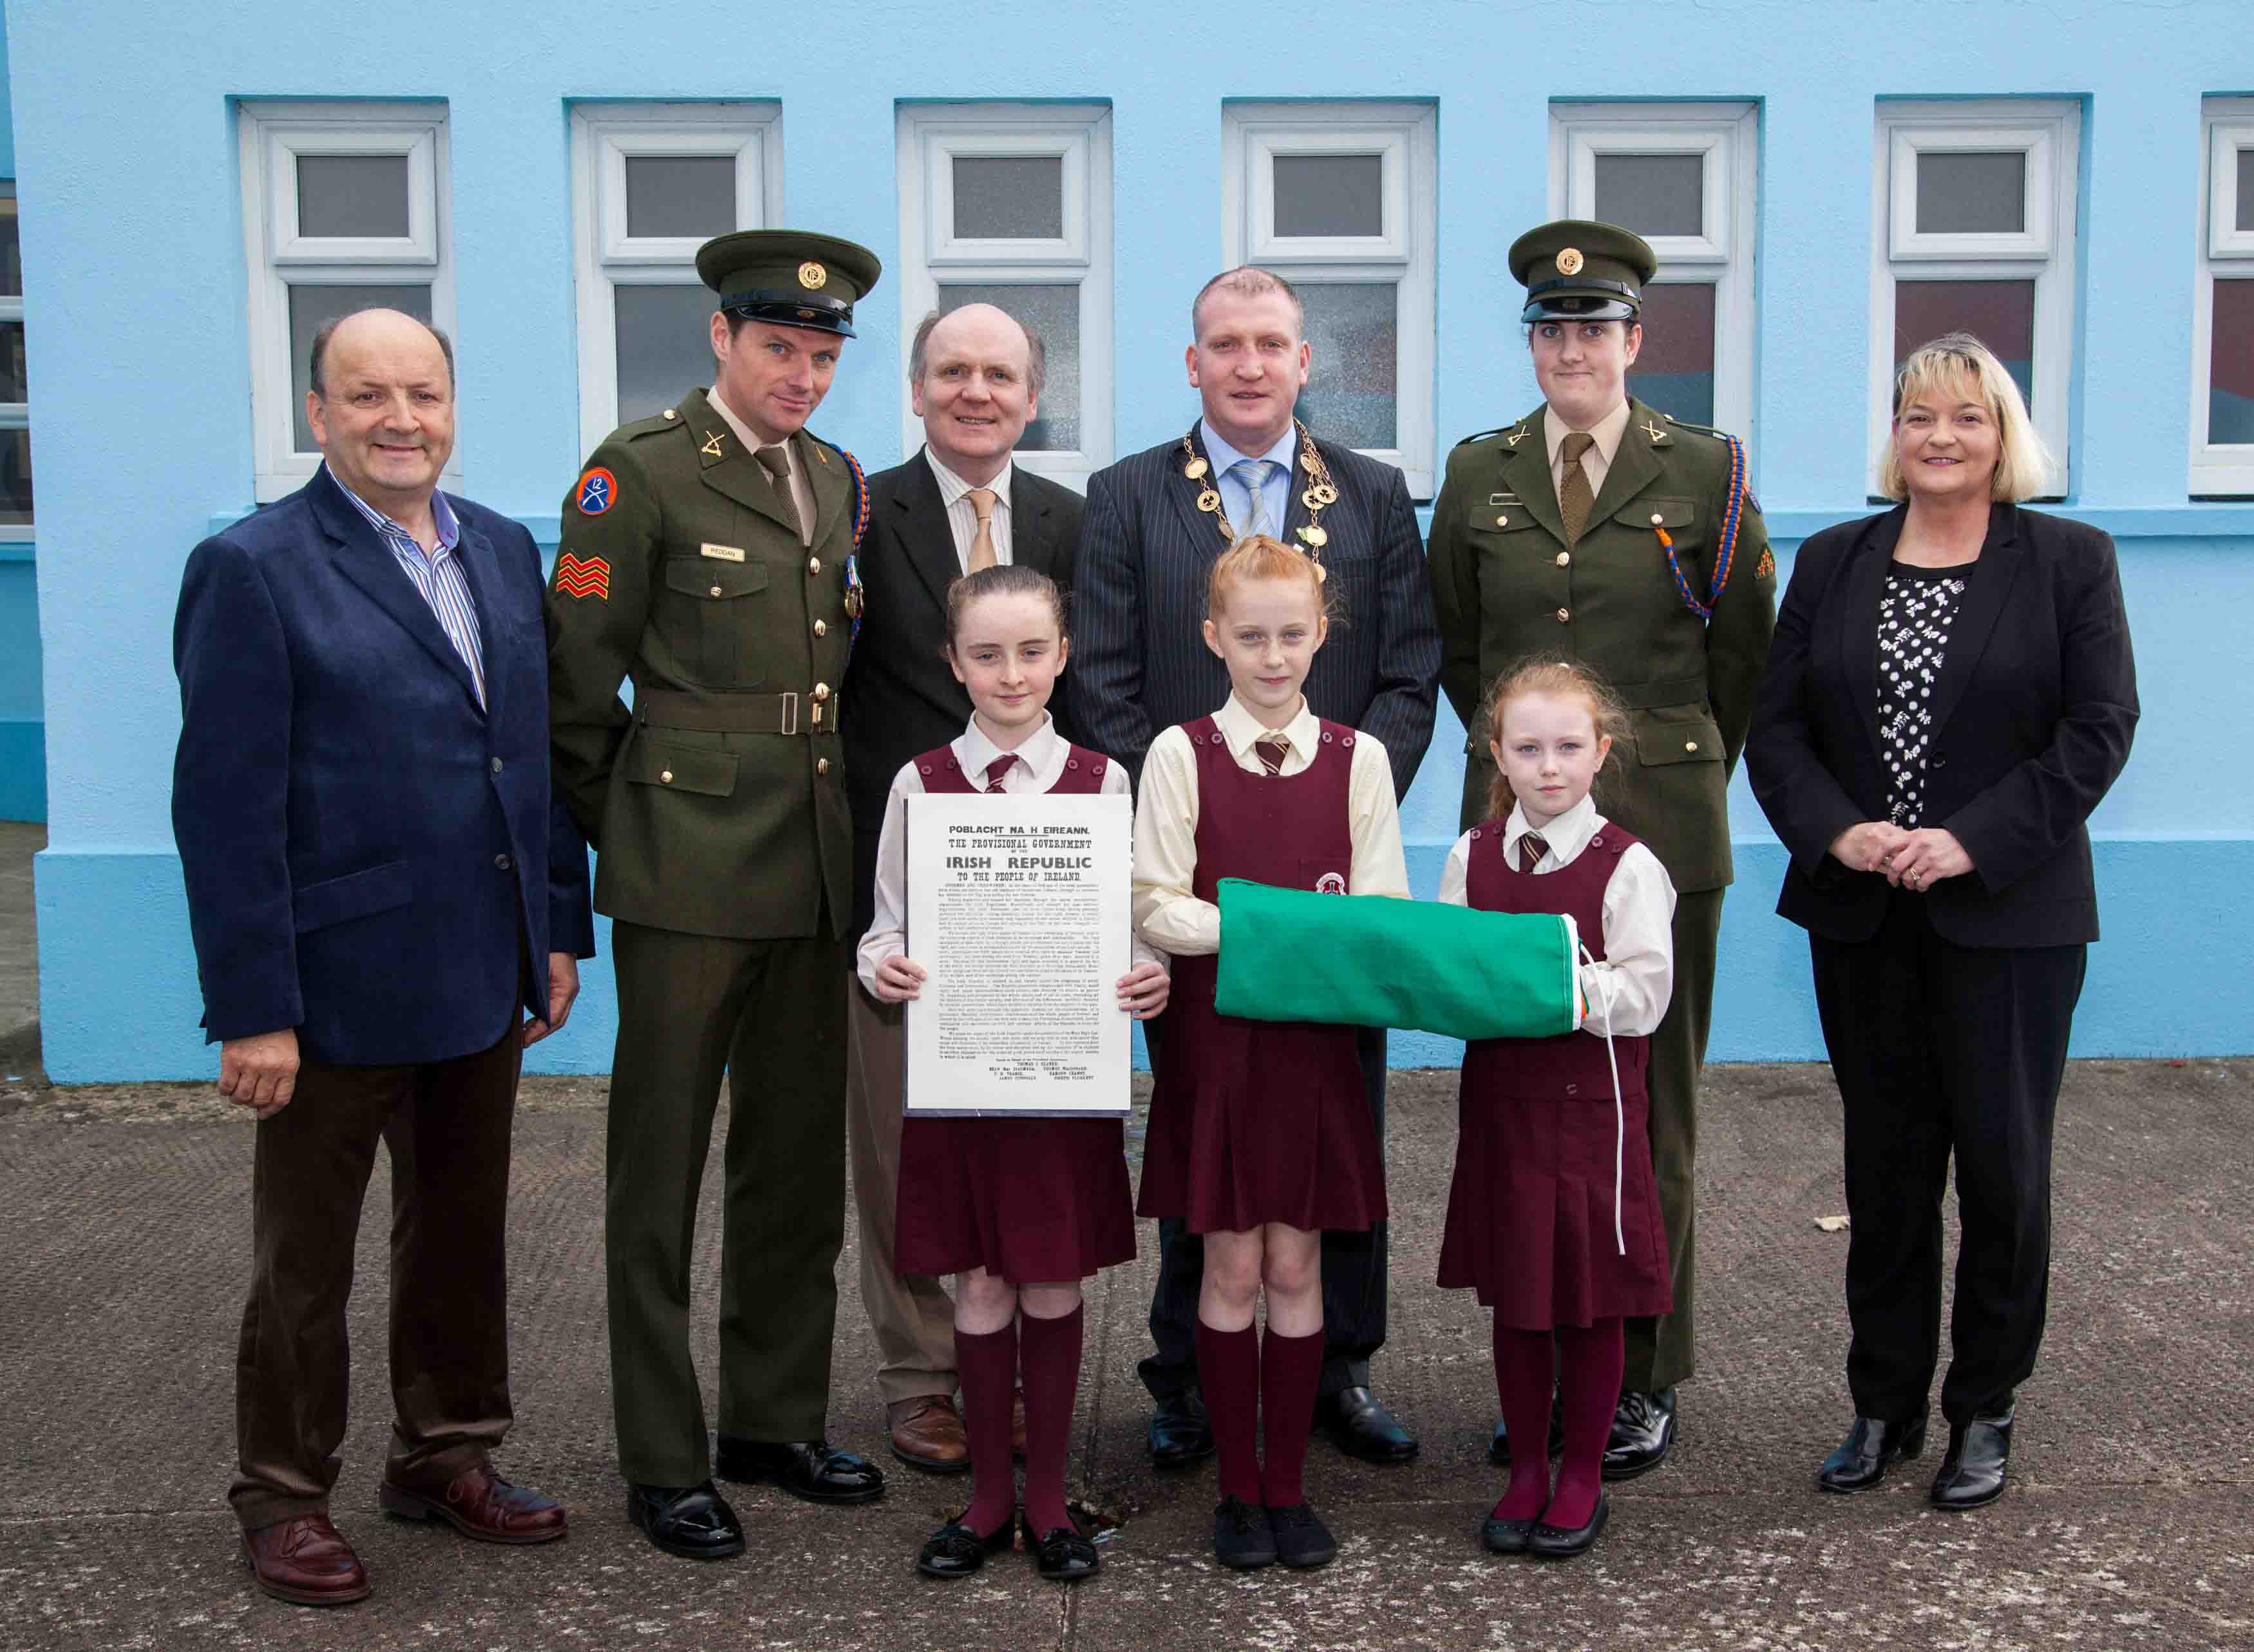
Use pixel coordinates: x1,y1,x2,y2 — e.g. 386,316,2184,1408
1747,334,2137,1512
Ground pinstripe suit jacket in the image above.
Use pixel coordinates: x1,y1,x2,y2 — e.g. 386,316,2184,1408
1072,428,1441,797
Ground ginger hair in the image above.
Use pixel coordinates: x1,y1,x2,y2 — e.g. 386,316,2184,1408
1481,656,1634,822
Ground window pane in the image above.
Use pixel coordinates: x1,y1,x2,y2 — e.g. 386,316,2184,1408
952,157,1064,240
0,195,19,298
1894,279,2035,406
937,283,1079,450
0,322,23,403
2238,146,2254,234
1915,150,2025,235
295,153,412,240
289,283,434,451
1293,282,1397,450
1273,154,1384,238
615,285,721,426
624,155,737,240
0,428,30,526
1595,154,1704,240
1626,283,1714,426
2211,279,2254,446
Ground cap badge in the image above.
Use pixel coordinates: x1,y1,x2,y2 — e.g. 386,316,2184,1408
1555,247,1585,276
797,261,828,290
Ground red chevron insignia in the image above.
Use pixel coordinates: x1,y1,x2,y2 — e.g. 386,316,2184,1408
554,551,611,600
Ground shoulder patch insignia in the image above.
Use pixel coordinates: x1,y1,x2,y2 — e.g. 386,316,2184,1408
574,467,617,515
1755,547,1776,580
554,551,611,600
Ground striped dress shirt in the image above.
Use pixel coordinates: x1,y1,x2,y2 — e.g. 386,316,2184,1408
328,464,486,709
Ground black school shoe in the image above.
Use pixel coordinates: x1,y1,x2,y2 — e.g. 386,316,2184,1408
1481,1508,1540,1555
1528,1491,1608,1560
1213,1496,1277,1570
1027,1518,1101,1581
916,1514,1016,1579
1267,1503,1338,1569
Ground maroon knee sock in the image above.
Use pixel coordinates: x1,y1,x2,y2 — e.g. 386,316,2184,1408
1551,1318,1624,1530
1195,1320,1262,1505
1492,1324,1557,1521
1258,1327,1325,1506
1017,1304,1084,1535
955,1321,1019,1537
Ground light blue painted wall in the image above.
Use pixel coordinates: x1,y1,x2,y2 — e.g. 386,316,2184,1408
0,7,37,824
10,0,2251,1079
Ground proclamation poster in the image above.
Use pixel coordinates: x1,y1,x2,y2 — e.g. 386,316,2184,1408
903,792,1134,1117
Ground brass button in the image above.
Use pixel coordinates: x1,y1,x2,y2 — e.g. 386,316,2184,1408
659,770,674,784
663,408,677,421
1650,511,1665,526
813,618,827,637
1555,552,1571,567
710,584,723,597
817,757,831,775
1556,607,1570,623
808,556,822,574
812,682,830,701
1495,513,1510,527
1685,740,1700,753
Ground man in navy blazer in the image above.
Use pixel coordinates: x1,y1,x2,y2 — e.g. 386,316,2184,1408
173,309,594,1608
1074,267,1441,1470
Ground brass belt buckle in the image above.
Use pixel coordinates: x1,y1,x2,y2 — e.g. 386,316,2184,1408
779,692,799,736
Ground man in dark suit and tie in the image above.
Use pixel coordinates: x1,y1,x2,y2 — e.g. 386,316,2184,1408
842,302,1084,1472
1074,267,1441,1468
172,308,594,1606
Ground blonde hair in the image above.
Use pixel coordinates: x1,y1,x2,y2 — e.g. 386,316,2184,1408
1480,657,1633,822
1206,533,1327,620
1879,332,2050,502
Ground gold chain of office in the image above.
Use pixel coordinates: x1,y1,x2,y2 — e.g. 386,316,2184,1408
1179,419,1340,582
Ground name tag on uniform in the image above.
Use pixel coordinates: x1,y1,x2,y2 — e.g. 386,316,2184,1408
1489,492,1521,506
699,543,746,563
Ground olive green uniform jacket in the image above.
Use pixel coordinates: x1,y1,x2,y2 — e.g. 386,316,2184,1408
546,386,857,940
1426,397,1776,883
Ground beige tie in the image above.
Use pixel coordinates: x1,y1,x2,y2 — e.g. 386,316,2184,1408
755,445,800,541
1558,430,1596,546
966,488,999,573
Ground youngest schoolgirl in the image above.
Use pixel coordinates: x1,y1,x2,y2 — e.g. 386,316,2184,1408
1437,657,1677,1561
1132,535,1408,1573
860,564,1170,1583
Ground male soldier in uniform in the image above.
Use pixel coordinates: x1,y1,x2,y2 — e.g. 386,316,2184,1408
1425,220,1776,1481
547,229,887,1559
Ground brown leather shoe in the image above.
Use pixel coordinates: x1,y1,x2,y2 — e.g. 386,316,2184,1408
887,1394,971,1473
242,1512,372,1606
379,1460,568,1544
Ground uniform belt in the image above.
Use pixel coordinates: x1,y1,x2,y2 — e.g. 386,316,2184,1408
636,688,833,735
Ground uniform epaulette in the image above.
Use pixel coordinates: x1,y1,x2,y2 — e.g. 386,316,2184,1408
620,408,686,442
1658,412,1741,445
1454,426,1515,448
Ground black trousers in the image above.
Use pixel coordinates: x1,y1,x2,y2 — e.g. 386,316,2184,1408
1809,888,2085,1428
1137,1018,1389,1403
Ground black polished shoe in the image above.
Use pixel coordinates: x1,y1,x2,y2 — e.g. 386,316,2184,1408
1487,1398,1566,1466
715,1436,886,1505
1212,1496,1277,1570
1930,1406,2014,1511
1601,1388,1676,1481
1148,1390,1216,1470
915,1514,1016,1578
1027,1518,1101,1582
1314,1385,1420,1464
1817,1414,1927,1494
1268,1502,1338,1569
626,1481,744,1561
1481,1508,1540,1555
1528,1491,1608,1560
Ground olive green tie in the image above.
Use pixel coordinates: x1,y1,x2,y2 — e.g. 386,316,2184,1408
1558,430,1596,546
755,445,800,541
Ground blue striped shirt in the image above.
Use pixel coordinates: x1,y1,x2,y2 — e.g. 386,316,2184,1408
327,464,485,710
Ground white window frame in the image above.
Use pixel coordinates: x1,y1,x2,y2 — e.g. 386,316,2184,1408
0,181,26,542
238,100,455,502
2192,99,2254,495
1222,101,1437,497
1549,100,1758,443
896,102,1113,488
1869,100,2079,497
570,102,782,457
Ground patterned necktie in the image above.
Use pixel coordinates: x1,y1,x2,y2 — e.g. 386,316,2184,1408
965,487,999,573
755,445,800,540
983,753,1015,793
1518,831,1549,874
1231,459,1276,540
1256,730,1292,777
1558,430,1596,546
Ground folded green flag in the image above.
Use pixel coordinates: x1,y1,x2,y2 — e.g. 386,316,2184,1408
1212,878,1582,1042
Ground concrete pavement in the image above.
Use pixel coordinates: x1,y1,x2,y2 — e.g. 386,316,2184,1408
2,1054,2250,1651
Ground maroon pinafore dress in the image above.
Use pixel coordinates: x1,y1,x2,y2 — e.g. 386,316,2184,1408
1436,820,1672,1329
892,742,1138,1283
1135,716,1388,1235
